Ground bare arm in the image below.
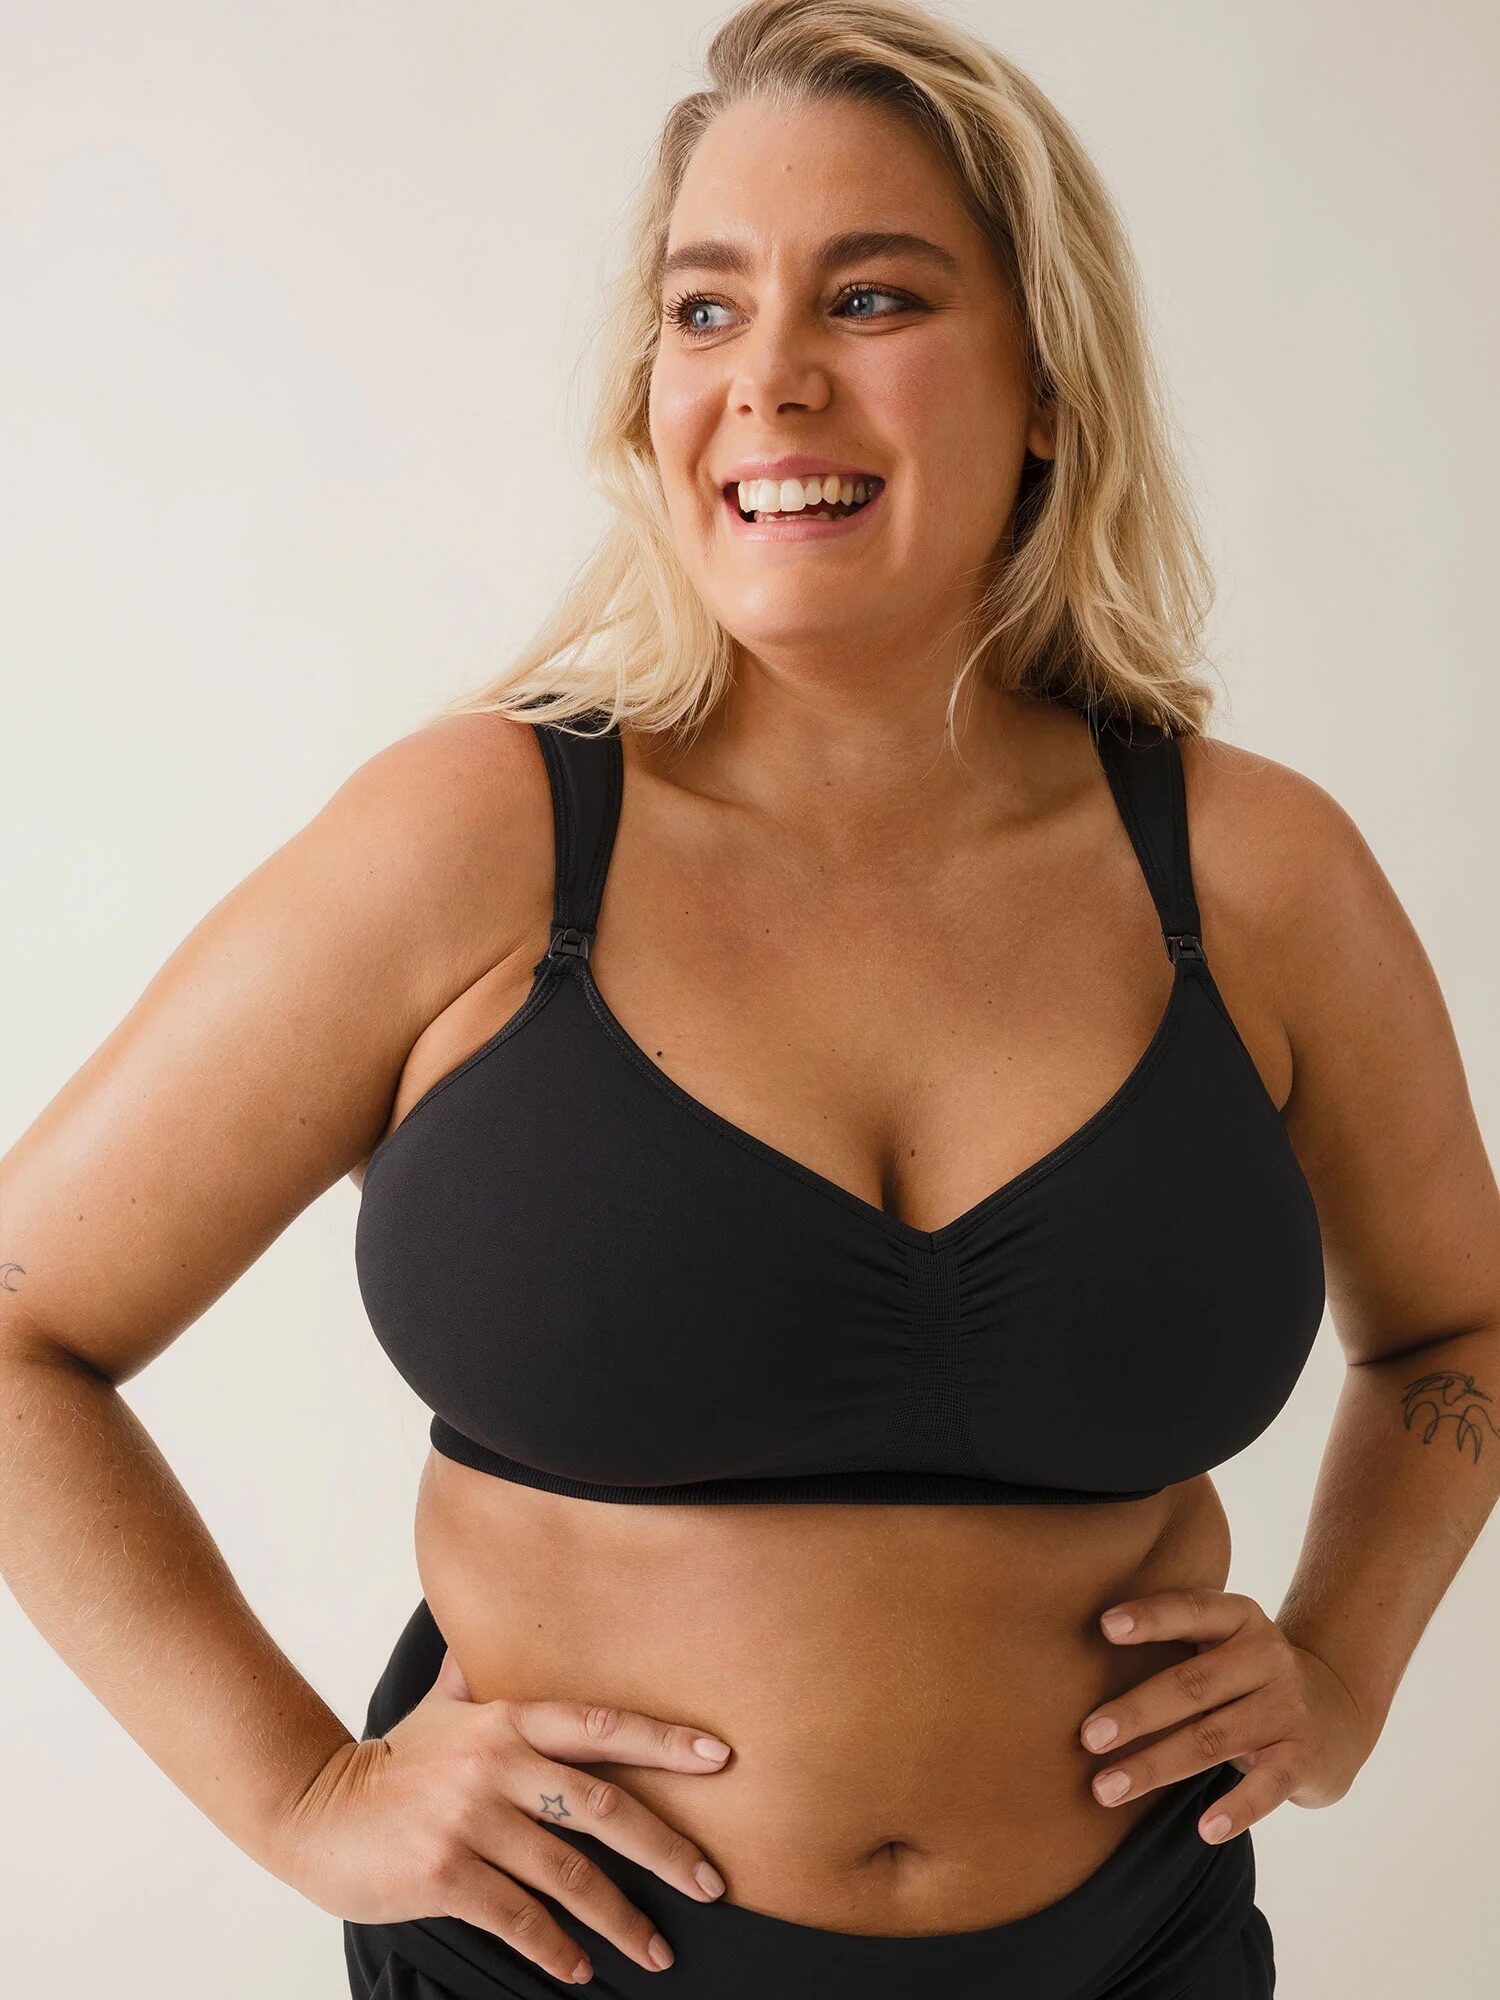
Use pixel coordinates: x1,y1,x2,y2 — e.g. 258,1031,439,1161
0,712,540,1883
1193,740,1500,1740
1,1345,359,1881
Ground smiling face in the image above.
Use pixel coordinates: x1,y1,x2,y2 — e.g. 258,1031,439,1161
647,92,1055,694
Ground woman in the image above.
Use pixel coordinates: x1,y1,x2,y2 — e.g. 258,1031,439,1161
3,2,1496,1995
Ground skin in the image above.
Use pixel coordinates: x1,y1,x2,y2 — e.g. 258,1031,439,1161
2,91,1497,1979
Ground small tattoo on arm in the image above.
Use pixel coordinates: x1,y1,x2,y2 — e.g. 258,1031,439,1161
0,1262,23,1292
1400,1371,1499,1463
539,1791,572,1821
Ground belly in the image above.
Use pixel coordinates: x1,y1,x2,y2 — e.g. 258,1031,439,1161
413,1458,1232,1936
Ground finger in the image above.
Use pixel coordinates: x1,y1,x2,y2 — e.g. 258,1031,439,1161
500,1750,727,1908
1081,1627,1278,1756
1087,1688,1284,1810
441,1847,605,1986
1098,1587,1258,1649
1190,1742,1302,1845
451,1820,679,1979
508,1695,733,1775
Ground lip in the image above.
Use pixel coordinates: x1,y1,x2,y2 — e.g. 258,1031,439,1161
718,454,882,486
722,476,886,543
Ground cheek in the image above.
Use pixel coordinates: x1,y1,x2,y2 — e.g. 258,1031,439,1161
862,346,1012,505
913,376,1006,480
647,359,714,487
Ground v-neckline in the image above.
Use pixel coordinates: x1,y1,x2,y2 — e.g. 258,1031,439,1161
579,704,1191,1250
573,953,1189,1251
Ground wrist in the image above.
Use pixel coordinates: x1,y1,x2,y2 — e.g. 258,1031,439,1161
1278,1616,1394,1750
252,1731,361,1902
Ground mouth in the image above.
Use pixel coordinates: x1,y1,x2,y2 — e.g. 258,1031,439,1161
721,475,886,542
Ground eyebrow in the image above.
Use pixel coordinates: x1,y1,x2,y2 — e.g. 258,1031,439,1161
656,229,963,289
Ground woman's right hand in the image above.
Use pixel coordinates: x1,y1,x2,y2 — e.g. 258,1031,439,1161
278,1645,733,1985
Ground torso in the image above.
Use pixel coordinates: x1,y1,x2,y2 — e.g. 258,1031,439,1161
414,1451,1230,1934
355,697,1302,1934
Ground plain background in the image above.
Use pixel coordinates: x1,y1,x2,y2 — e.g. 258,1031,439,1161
3,2,1496,1992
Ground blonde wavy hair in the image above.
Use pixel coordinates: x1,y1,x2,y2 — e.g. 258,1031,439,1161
436,0,1219,747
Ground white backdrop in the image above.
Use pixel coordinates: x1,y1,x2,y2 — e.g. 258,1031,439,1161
2,2,1496,1992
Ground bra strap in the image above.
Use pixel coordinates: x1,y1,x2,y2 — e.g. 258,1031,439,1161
528,710,623,976
1090,709,1206,967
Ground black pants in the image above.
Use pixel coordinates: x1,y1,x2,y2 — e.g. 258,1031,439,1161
345,1598,1275,1999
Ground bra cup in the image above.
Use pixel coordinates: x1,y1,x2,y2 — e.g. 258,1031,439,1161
954,980,1324,1494
357,975,909,1490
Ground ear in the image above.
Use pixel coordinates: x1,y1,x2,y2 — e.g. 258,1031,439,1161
1025,397,1057,462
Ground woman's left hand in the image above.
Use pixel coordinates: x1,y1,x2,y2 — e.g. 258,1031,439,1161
1077,1588,1376,1845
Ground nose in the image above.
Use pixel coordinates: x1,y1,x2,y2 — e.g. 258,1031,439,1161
726,311,835,419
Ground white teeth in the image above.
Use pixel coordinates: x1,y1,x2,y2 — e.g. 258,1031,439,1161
734,474,879,517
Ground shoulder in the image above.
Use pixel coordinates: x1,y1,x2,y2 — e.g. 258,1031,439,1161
313,708,555,1021
1177,730,1430,1060
0,711,559,1376
1180,736,1497,1369
334,707,548,840
1179,729,1392,930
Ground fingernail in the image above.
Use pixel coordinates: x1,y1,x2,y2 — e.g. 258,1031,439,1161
647,1932,675,1969
1201,1813,1233,1843
694,1861,726,1898
1095,1770,1130,1803
571,1958,592,1983
1101,1609,1134,1638
1083,1716,1118,1751
693,1735,731,1761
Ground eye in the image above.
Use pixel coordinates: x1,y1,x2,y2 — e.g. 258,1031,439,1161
662,292,734,338
833,284,913,321
661,281,919,340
